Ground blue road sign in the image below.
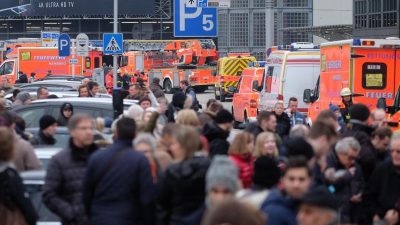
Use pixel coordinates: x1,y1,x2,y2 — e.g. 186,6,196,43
58,33,70,57
103,33,123,55
174,0,217,37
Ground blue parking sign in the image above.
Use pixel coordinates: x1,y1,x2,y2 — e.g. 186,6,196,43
58,33,70,57
174,0,217,37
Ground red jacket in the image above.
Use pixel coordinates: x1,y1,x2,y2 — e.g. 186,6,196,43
229,154,254,188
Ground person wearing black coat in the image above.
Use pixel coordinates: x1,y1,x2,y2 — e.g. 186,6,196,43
82,117,155,225
0,127,37,225
166,92,186,123
361,133,400,225
15,72,28,84
324,137,363,223
202,109,234,158
273,102,291,139
57,103,74,127
343,104,376,181
43,114,98,225
157,125,210,225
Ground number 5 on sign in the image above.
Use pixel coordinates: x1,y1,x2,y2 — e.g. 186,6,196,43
203,14,214,31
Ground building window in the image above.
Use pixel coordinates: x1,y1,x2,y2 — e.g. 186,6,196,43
369,0,381,13
355,15,368,28
383,0,397,11
253,12,266,47
253,0,265,8
229,13,249,47
231,0,249,8
252,52,265,61
369,13,382,28
283,12,309,27
383,12,397,27
282,0,309,7
218,12,228,47
355,0,367,14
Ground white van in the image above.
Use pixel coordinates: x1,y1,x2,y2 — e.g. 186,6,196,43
258,47,320,113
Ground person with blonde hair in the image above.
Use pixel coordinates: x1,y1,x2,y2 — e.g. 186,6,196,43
274,100,291,138
176,109,201,127
254,131,279,159
228,132,255,188
157,125,210,225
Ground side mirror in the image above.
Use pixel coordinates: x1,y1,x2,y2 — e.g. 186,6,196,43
377,97,387,110
303,89,312,103
228,86,237,93
252,80,259,92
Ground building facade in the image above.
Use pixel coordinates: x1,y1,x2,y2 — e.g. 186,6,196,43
217,0,313,60
0,0,173,40
353,0,399,38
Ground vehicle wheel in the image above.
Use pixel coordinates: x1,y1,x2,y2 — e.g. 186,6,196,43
214,86,220,100
232,107,240,129
163,79,172,94
244,111,249,124
220,87,226,102
194,86,207,93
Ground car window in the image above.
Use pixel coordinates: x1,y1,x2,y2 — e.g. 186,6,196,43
24,183,60,222
54,133,70,148
18,107,48,128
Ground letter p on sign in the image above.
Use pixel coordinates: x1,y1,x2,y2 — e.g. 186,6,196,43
58,33,71,57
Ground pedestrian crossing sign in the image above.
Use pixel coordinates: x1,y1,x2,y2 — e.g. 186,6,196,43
103,33,123,55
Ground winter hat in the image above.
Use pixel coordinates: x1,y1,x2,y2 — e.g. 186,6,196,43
16,92,31,103
60,103,74,112
40,115,57,130
215,109,234,124
301,186,341,210
349,103,370,122
172,92,186,109
153,77,161,84
285,137,314,161
206,156,239,193
253,156,281,188
329,104,340,112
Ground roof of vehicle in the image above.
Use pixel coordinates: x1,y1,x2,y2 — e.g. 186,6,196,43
4,91,79,99
36,75,87,81
321,38,400,48
21,170,46,183
31,97,137,105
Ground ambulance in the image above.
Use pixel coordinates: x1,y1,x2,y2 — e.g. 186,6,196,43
303,38,400,122
232,64,265,124
214,54,257,102
258,43,320,112
0,47,102,85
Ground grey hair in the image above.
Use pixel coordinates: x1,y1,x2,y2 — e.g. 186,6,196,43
289,124,309,138
335,137,361,154
133,133,157,153
391,132,400,144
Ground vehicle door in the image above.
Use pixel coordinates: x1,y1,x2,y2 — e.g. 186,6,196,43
259,66,274,111
353,48,397,108
16,105,50,128
0,60,15,84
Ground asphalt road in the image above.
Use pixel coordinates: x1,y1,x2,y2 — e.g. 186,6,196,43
165,89,241,142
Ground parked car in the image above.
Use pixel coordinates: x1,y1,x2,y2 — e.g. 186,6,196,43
36,75,87,82
32,146,63,169
13,97,138,127
21,170,61,225
10,80,81,93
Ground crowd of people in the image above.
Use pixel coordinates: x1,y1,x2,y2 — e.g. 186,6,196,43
0,77,399,225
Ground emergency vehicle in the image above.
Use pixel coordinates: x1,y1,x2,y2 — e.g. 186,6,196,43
214,54,257,102
258,43,320,112
303,38,400,122
0,47,102,85
115,39,218,93
232,63,265,125
0,38,41,64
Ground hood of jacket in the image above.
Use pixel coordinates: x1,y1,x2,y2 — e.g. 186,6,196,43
202,121,230,141
348,119,374,135
168,156,210,181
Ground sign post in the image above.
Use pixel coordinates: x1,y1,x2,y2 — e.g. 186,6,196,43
41,31,60,47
